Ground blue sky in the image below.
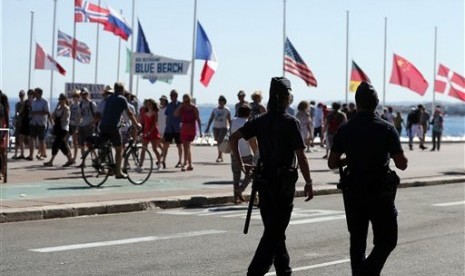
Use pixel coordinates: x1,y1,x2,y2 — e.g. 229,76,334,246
1,0,464,105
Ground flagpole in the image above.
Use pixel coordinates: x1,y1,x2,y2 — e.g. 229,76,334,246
129,0,136,95
28,11,35,89
189,0,198,99
283,0,287,76
432,26,438,113
72,13,77,89
116,9,122,81
345,10,349,104
50,0,57,104
382,17,387,107
94,0,102,84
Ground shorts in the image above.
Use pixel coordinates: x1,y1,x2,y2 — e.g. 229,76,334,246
163,132,181,144
213,127,228,144
314,126,322,138
78,125,95,146
69,125,78,135
99,125,122,147
30,125,46,141
410,124,423,139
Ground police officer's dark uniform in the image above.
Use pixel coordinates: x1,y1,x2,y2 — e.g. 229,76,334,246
328,82,408,276
232,77,313,276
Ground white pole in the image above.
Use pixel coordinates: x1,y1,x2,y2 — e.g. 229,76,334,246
345,10,349,104
129,0,136,94
72,14,77,88
382,17,387,107
116,9,122,81
94,0,101,84
50,0,57,104
283,0,286,77
189,0,198,99
28,11,34,89
432,26,438,113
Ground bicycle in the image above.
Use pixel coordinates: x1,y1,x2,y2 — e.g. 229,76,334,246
80,127,153,187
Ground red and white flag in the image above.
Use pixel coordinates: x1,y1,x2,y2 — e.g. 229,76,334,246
35,43,66,76
435,64,465,102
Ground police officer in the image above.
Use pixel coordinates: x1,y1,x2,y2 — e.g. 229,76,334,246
328,82,408,276
230,77,314,276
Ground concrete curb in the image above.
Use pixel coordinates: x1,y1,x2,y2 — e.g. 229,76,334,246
1,177,464,223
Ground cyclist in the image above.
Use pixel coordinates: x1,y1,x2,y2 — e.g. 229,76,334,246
99,82,141,179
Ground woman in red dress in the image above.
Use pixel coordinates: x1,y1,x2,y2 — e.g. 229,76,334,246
175,94,202,171
141,99,161,170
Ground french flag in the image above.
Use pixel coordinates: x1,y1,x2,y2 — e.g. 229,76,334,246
35,43,66,76
103,6,132,41
195,21,218,87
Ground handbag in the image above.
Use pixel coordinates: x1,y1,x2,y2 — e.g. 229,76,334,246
218,135,231,153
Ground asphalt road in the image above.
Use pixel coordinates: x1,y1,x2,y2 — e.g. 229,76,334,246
1,183,464,276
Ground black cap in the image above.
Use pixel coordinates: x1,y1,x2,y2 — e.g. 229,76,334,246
355,82,378,110
270,77,292,96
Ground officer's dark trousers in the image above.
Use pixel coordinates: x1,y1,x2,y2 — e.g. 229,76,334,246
247,174,296,276
343,190,398,276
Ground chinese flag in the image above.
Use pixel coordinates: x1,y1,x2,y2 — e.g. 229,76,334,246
389,53,428,95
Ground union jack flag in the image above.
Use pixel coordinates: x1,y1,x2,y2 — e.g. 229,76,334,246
75,0,109,25
284,38,317,87
57,30,91,64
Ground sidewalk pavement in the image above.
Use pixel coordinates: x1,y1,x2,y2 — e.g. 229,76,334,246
1,142,464,223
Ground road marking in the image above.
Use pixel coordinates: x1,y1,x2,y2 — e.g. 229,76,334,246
29,230,226,253
433,201,465,207
265,258,350,275
289,214,346,225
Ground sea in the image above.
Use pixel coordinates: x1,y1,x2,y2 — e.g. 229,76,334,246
7,99,465,140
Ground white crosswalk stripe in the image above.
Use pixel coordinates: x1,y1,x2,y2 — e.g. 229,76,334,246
159,207,346,225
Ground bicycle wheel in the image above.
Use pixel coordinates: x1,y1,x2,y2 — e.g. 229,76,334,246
124,145,153,185
81,149,109,187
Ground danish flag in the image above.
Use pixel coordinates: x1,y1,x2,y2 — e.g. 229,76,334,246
434,64,465,102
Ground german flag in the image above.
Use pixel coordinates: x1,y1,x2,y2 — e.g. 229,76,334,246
350,61,371,92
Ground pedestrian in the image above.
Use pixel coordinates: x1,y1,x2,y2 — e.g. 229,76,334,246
20,89,34,160
68,89,81,163
175,94,201,171
328,81,408,276
77,88,97,161
12,90,26,159
407,105,427,150
43,93,74,167
120,91,137,146
249,90,266,117
234,90,249,117
420,105,430,143
99,82,141,179
393,111,405,136
430,105,444,151
230,104,254,204
140,98,162,170
286,94,295,116
205,95,231,163
346,102,357,121
230,77,314,276
28,87,49,161
0,89,9,180
158,95,168,142
295,100,312,152
323,102,347,159
313,103,325,147
161,90,183,169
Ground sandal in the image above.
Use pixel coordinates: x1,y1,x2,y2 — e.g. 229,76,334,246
25,156,33,161
187,166,193,171
43,162,53,167
62,160,75,167
175,162,182,168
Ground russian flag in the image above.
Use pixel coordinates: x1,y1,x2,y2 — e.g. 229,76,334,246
103,6,132,41
195,21,218,87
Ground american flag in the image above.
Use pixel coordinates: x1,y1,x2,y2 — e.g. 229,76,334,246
284,38,317,87
75,0,109,25
57,30,91,64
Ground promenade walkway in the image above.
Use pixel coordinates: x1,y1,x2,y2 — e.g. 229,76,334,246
1,142,464,223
